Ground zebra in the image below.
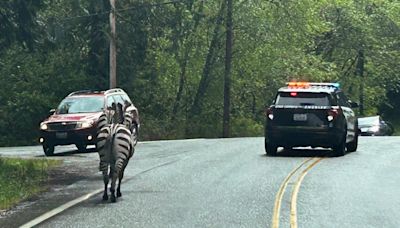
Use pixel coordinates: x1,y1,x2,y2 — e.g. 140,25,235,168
123,110,139,146
97,101,139,146
96,121,135,202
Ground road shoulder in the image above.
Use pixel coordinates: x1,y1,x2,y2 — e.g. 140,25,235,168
0,158,100,228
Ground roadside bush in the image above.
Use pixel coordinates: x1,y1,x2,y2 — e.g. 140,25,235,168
231,117,264,137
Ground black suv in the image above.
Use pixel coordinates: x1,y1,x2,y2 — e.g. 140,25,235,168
265,82,358,156
39,88,139,156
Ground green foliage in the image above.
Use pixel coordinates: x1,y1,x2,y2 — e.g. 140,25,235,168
0,157,60,210
0,0,399,145
0,0,44,52
0,46,90,146
231,117,264,137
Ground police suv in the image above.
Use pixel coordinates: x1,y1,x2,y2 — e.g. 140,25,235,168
265,82,358,156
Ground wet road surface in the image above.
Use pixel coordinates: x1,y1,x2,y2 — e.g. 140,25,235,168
0,137,399,228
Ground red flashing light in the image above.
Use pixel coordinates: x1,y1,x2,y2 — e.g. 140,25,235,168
290,92,297,97
287,82,310,88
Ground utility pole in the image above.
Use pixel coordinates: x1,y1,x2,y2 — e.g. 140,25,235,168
109,0,117,89
356,49,364,116
223,0,233,138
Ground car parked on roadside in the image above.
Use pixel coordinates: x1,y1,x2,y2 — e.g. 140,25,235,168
265,82,359,156
39,88,139,156
358,115,394,136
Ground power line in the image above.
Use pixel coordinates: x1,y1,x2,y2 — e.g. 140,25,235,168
59,11,109,21
57,0,191,22
117,0,190,13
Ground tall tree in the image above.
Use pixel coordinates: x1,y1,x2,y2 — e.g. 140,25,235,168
0,0,44,52
189,0,226,118
223,0,233,137
356,49,364,115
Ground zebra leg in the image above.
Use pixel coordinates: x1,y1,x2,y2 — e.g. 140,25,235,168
117,168,125,197
102,170,109,201
110,168,117,203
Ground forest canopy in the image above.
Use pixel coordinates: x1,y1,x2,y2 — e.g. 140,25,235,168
0,0,399,146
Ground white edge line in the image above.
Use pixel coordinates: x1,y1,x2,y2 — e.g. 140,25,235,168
20,159,180,228
138,138,205,144
20,188,103,228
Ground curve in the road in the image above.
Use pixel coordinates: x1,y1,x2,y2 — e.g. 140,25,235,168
290,158,324,228
272,157,324,228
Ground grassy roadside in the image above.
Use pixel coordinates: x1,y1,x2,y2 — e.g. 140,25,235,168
0,157,61,210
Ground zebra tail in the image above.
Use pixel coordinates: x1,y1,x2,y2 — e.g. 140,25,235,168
114,125,132,174
97,125,113,173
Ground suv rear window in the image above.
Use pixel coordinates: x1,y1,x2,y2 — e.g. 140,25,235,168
275,92,332,106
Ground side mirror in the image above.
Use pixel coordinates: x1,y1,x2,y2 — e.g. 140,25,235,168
350,101,359,108
49,109,56,115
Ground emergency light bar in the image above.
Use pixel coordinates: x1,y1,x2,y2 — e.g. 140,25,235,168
286,82,340,89
287,82,309,87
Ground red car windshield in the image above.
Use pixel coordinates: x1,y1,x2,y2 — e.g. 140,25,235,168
56,96,104,114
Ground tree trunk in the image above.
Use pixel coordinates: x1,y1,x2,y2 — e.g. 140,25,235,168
171,2,204,121
223,0,233,138
189,0,226,117
172,51,189,121
356,49,364,116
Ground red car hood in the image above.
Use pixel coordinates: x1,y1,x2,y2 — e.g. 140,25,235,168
44,112,102,123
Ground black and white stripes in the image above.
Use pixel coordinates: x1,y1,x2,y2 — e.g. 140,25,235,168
96,114,135,202
123,110,139,146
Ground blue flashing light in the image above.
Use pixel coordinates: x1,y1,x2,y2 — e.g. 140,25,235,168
285,82,341,89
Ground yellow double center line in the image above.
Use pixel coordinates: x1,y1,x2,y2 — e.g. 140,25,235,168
272,157,324,228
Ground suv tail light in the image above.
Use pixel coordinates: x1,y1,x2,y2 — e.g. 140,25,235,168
265,107,274,120
327,108,341,122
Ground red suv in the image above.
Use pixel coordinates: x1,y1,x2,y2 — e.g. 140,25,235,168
39,89,139,156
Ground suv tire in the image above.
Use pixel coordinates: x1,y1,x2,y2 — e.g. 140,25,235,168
76,144,88,152
346,133,358,152
97,114,108,132
346,123,358,152
333,132,346,156
265,140,277,156
43,145,54,156
131,123,139,146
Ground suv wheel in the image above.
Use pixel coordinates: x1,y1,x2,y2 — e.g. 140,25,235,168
265,140,277,156
76,144,88,152
346,124,358,152
284,146,292,151
97,114,108,132
333,132,346,157
346,132,358,152
43,145,55,156
131,124,138,146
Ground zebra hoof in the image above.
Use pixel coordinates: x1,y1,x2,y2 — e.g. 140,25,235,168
117,191,122,198
102,194,108,201
111,195,116,203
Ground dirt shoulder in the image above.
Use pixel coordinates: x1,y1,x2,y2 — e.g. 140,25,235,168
0,158,101,228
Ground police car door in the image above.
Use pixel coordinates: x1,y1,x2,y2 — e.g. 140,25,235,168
337,92,356,141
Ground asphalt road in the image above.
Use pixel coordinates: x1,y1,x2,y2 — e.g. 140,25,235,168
1,137,399,228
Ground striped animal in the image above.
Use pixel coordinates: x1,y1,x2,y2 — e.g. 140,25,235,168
96,123,134,202
123,110,139,146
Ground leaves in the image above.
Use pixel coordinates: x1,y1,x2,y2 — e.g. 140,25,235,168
0,0,399,144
